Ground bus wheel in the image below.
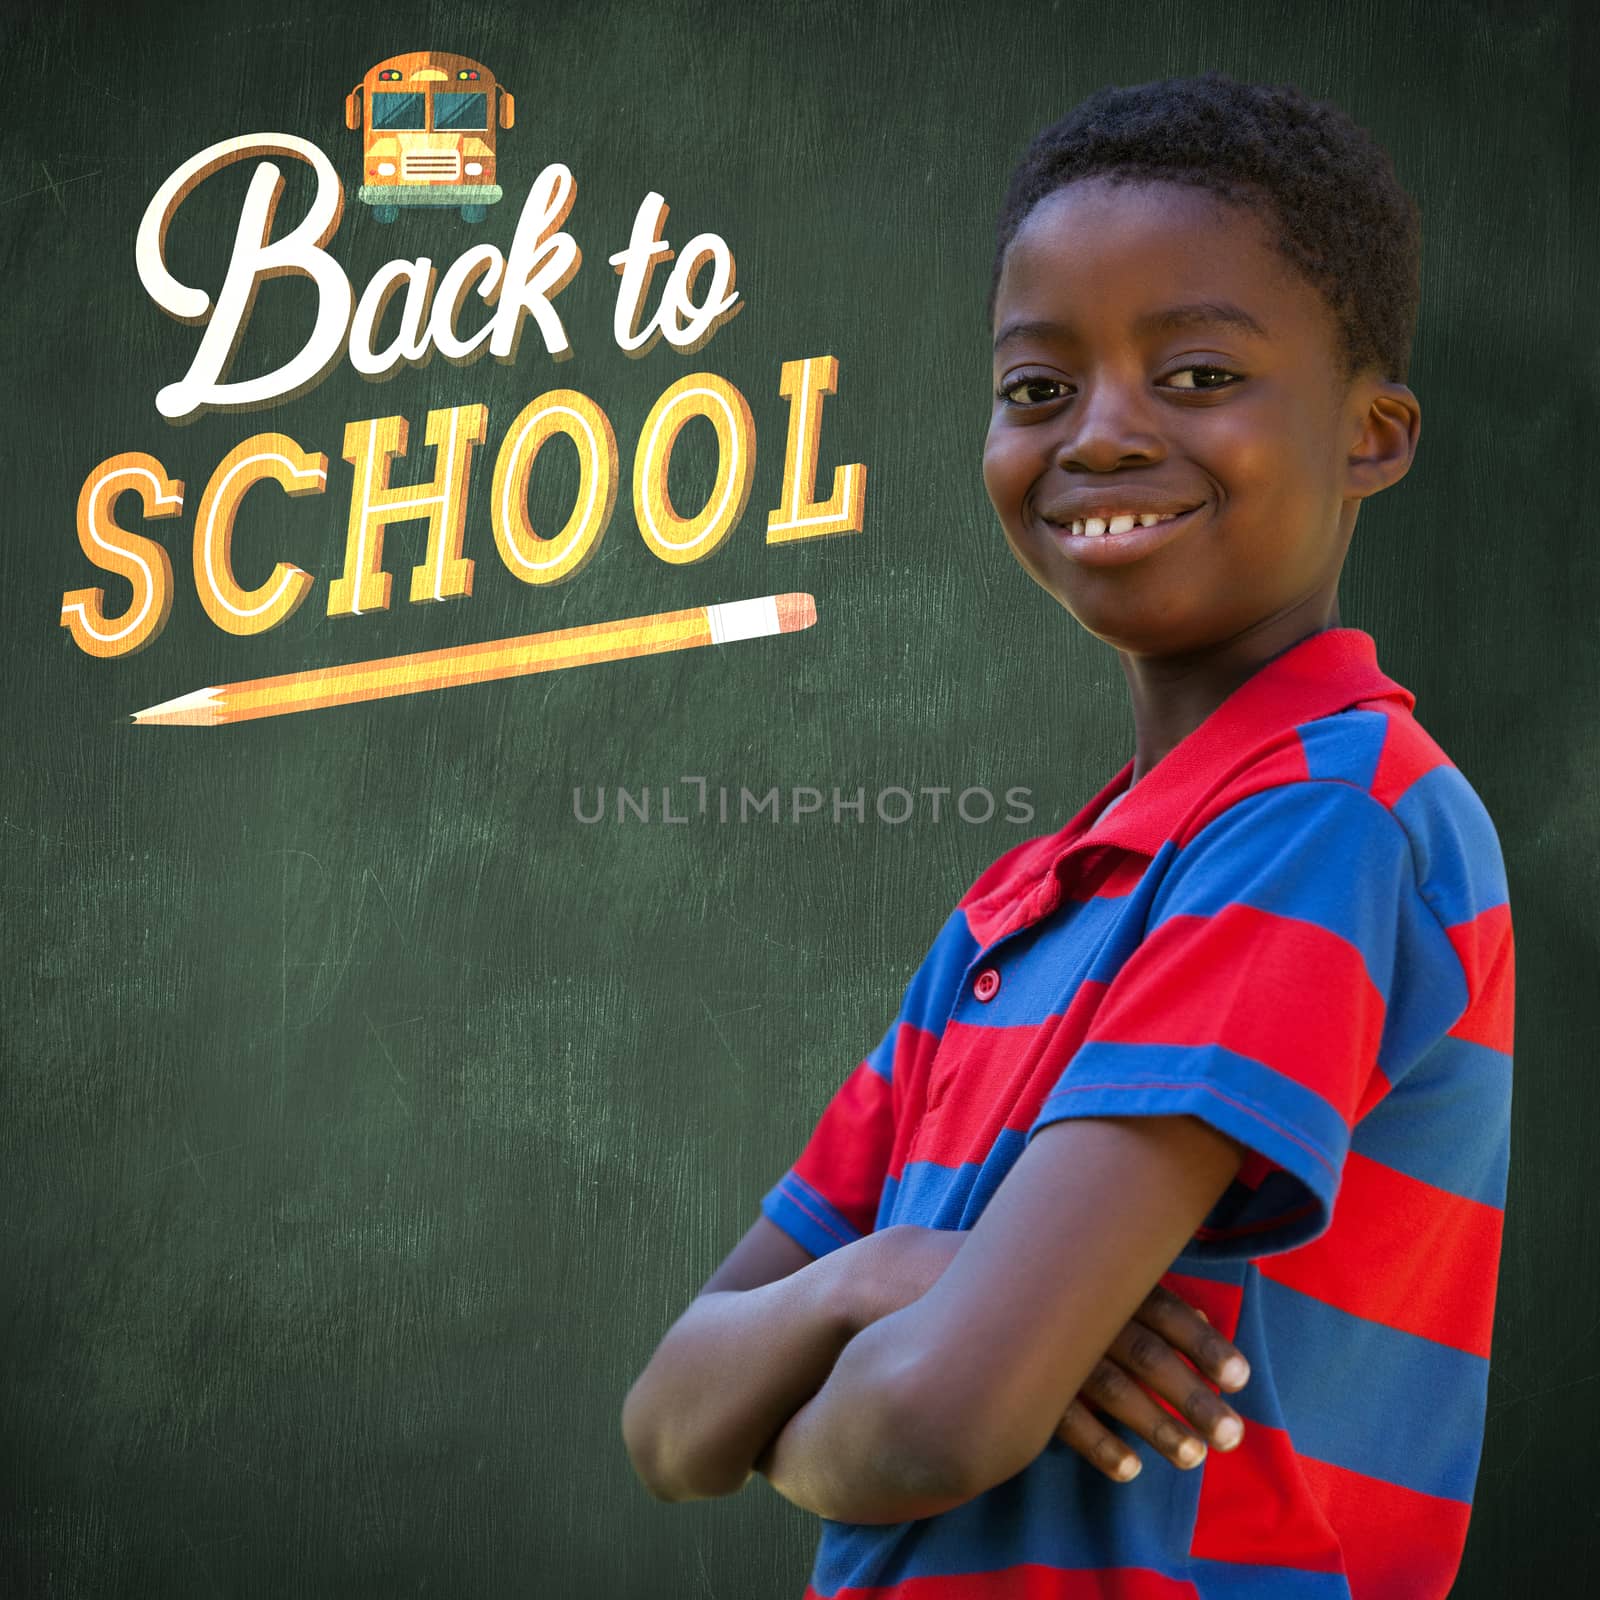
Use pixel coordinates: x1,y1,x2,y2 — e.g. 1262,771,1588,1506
460,205,488,224
373,205,400,224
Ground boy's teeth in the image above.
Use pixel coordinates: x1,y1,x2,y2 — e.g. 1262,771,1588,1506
1067,511,1182,538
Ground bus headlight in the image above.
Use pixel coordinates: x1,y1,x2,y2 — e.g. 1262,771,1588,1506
377,161,396,176
465,162,484,176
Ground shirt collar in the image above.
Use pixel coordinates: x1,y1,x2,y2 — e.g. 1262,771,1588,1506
1048,626,1414,869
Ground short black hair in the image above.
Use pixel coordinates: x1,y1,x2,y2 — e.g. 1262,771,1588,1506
990,72,1422,385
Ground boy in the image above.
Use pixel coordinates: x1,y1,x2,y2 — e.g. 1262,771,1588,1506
623,72,1514,1599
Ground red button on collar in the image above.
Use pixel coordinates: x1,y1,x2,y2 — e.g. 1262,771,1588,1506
973,967,1001,1003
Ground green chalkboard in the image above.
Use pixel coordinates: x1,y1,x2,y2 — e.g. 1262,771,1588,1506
3,0,1592,1594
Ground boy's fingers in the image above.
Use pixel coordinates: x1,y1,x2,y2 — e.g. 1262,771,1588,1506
1079,1359,1208,1471
1054,1397,1141,1484
1105,1319,1245,1452
1136,1286,1251,1391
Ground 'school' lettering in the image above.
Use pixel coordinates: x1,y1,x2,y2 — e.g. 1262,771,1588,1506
61,360,865,658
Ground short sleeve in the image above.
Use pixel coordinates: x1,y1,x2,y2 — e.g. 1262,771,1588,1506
759,1024,899,1258
1027,781,1471,1258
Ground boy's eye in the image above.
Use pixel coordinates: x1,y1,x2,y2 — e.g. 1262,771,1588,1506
999,375,1070,406
1165,366,1241,390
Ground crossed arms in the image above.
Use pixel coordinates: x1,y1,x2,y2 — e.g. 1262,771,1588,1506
622,1112,1248,1524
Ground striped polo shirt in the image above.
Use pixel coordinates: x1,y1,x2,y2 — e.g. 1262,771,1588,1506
761,626,1515,1600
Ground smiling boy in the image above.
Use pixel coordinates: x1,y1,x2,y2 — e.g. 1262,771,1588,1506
623,73,1515,1599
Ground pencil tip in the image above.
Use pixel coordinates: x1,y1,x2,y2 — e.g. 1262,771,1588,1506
775,592,817,633
129,685,224,725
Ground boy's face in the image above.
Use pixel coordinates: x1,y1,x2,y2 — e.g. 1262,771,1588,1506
983,177,1381,658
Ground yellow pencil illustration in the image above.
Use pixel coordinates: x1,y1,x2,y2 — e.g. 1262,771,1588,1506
130,593,818,726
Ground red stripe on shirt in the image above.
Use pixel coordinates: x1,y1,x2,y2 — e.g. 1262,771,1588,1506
1366,709,1450,811
1257,1149,1503,1358
792,1059,896,1236
884,1022,946,1183
1189,1418,1346,1572
897,985,1108,1171
1296,1451,1472,1600
1161,1272,1245,1341
1089,905,1384,1128
1445,903,1515,1054
1351,1062,1395,1125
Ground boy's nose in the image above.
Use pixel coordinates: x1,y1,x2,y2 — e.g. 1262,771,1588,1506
1053,381,1163,472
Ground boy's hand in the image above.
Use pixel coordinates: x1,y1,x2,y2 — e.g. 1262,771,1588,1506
1054,1284,1249,1482
835,1230,1249,1483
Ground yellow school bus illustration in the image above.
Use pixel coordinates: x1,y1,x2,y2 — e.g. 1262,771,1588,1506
345,51,515,224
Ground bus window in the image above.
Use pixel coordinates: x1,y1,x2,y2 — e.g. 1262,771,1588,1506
372,92,427,130
434,92,489,131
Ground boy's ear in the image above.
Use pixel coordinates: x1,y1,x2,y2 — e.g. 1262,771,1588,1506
1345,381,1421,500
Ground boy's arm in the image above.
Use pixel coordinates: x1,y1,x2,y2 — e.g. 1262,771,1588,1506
626,1206,1251,1505
621,1215,963,1502
757,1112,1245,1523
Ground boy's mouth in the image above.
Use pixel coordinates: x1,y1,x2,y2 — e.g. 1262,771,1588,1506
1041,503,1205,565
